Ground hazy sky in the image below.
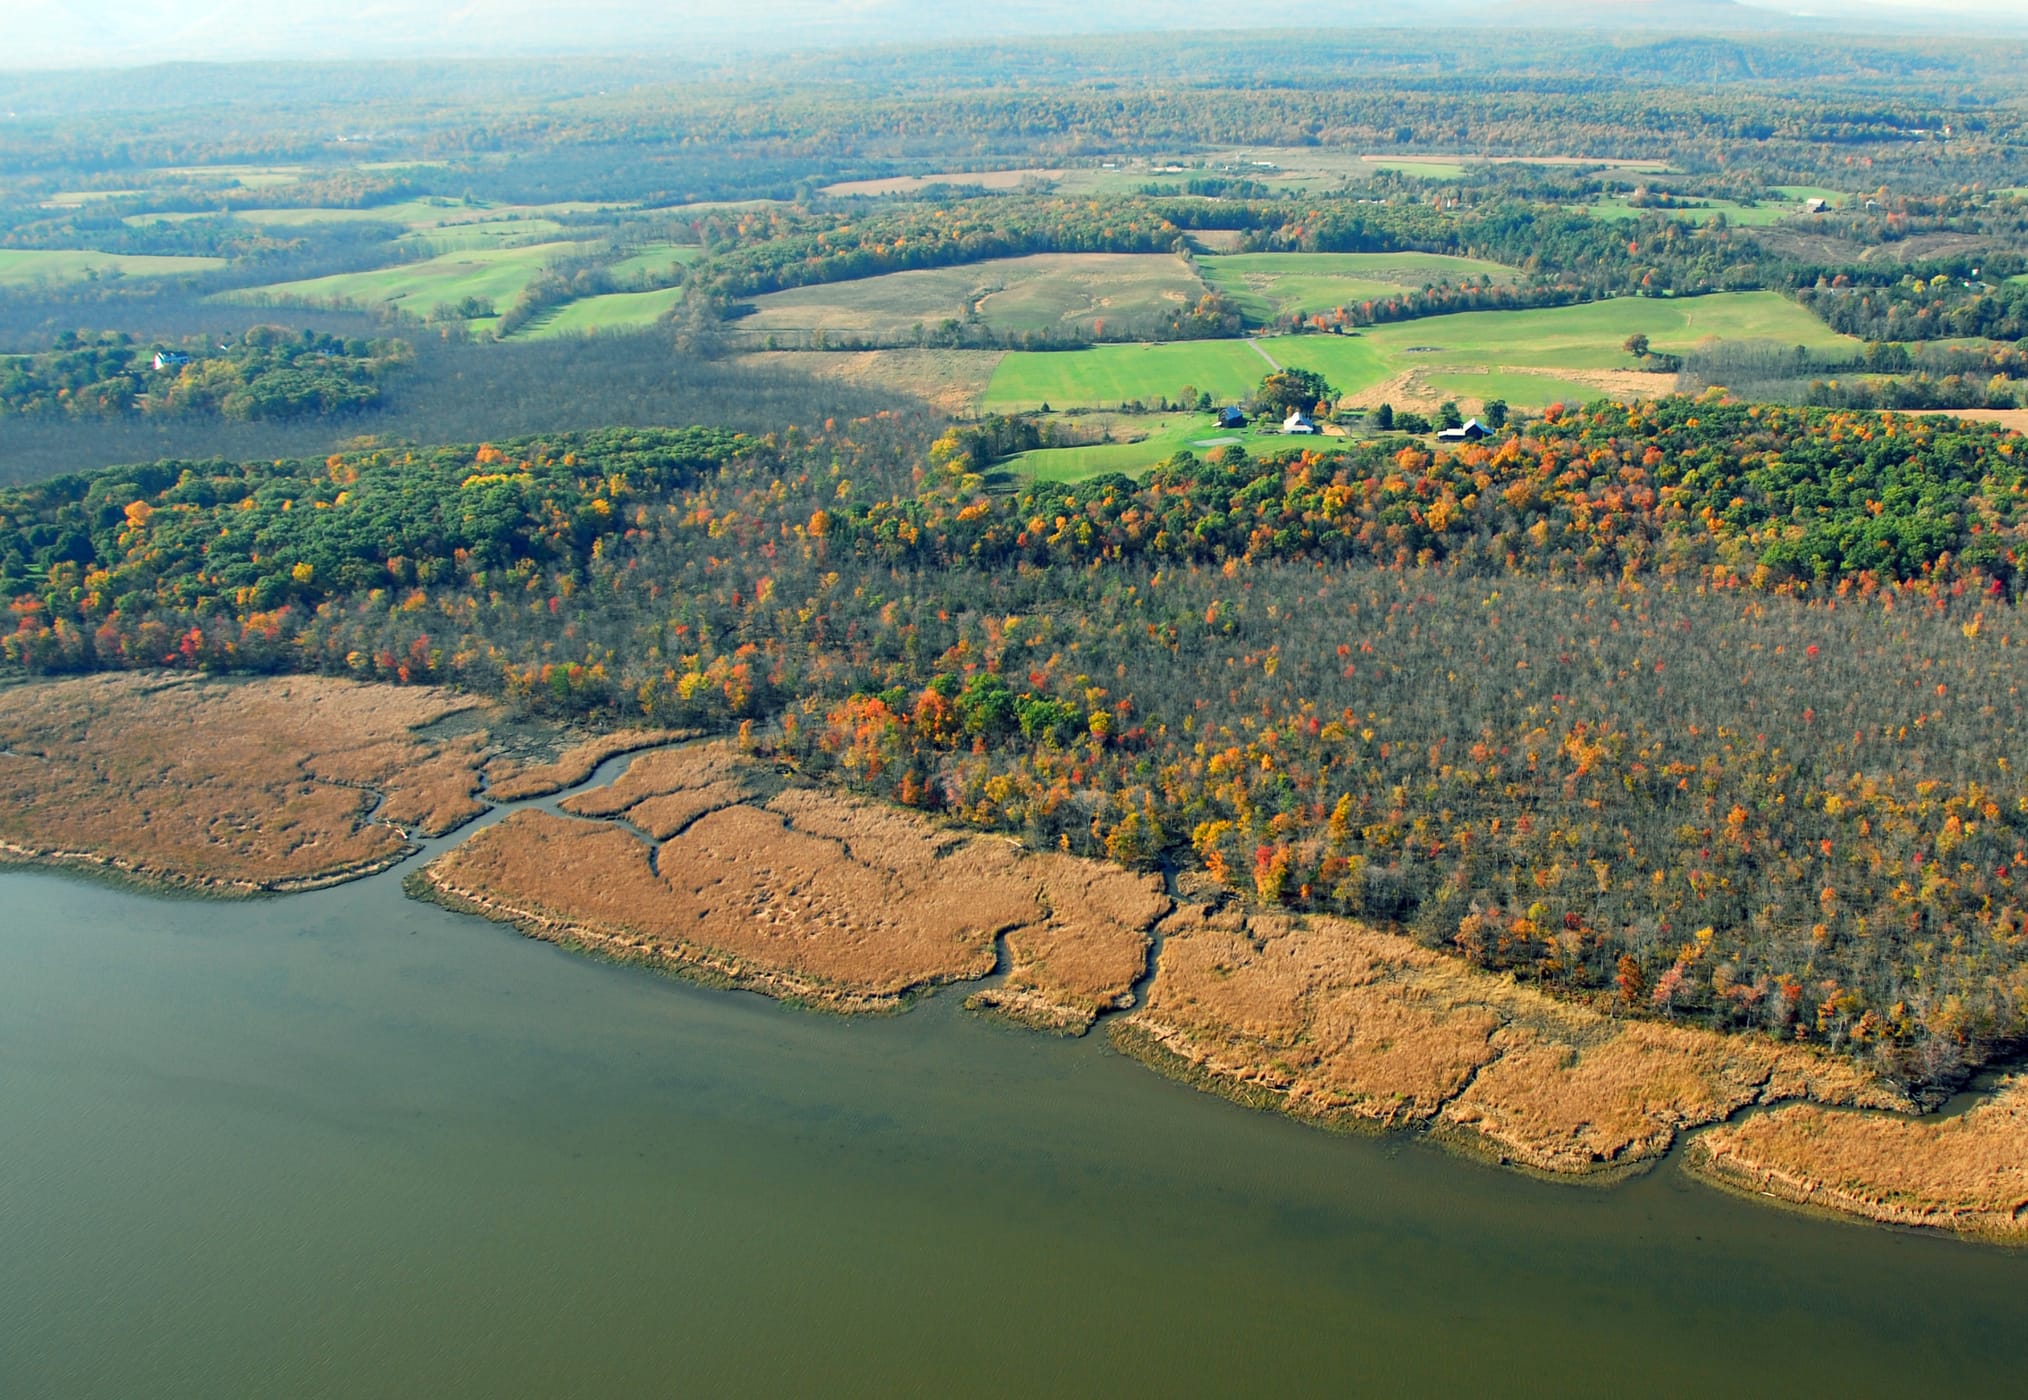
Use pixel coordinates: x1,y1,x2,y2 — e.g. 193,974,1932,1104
6,0,2026,69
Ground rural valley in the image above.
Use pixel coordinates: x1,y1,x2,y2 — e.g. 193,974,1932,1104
7,8,2028,1396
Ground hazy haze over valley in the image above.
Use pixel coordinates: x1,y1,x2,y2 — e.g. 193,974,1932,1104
10,0,2028,68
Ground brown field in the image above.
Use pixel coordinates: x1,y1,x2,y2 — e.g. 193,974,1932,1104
1688,1078,2028,1241
736,349,1003,416
1116,907,1906,1177
1904,408,2028,434
420,752,1168,1023
483,728,689,801
0,673,495,892
734,254,1205,342
820,169,1063,197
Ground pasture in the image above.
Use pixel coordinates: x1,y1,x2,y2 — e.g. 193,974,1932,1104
509,286,686,340
736,254,1207,341
0,249,225,288
1581,195,1799,227
981,340,1270,412
1002,412,1356,483
979,291,1862,413
397,219,569,251
607,245,701,280
1198,251,1516,322
231,241,580,324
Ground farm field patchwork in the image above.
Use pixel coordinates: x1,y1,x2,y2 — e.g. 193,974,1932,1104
230,241,581,324
1198,251,1515,322
0,248,225,288
736,253,1207,341
980,292,1860,412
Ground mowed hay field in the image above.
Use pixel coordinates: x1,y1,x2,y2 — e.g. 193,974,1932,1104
983,339,1273,411
0,248,225,288
981,291,1861,412
736,254,1207,340
232,241,584,326
509,286,685,340
1198,251,1516,323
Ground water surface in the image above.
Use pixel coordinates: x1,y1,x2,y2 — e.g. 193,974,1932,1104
3,866,2025,1398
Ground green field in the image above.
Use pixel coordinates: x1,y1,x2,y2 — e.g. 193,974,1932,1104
1198,252,1516,323
397,219,569,251
0,249,225,288
982,340,1271,411
981,292,1859,411
1003,412,1356,483
232,241,580,324
608,244,701,280
153,164,308,188
1581,196,1797,226
1359,159,1469,180
510,286,687,340
739,253,1206,341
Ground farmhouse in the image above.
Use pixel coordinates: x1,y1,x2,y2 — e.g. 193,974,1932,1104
152,351,190,370
1217,406,1247,429
1282,408,1317,435
1437,418,1489,442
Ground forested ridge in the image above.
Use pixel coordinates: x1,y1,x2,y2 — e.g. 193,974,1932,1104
4,401,2028,1092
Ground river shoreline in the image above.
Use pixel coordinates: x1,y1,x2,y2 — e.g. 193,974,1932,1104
3,670,2024,1244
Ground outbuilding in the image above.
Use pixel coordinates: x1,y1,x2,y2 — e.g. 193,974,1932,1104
1217,406,1247,430
1437,418,1490,442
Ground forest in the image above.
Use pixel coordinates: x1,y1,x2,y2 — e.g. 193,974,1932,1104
4,398,2027,1095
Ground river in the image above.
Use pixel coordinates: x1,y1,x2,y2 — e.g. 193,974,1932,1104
3,859,2026,1398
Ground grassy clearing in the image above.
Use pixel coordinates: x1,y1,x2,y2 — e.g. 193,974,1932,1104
0,248,224,288
1359,159,1468,180
1003,414,1216,482
1581,196,1796,227
231,241,580,323
606,244,700,281
42,190,143,207
510,286,686,340
1199,251,1515,322
980,292,1859,412
153,164,307,188
397,219,568,251
738,253,1206,340
981,340,1269,412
